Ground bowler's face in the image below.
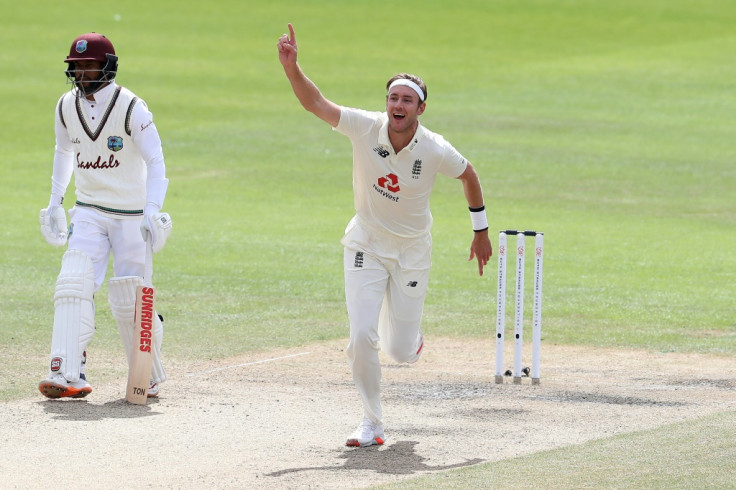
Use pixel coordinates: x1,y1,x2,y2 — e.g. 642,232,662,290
386,85,425,134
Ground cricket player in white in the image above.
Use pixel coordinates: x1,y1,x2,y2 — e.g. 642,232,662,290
38,33,172,399
278,24,492,447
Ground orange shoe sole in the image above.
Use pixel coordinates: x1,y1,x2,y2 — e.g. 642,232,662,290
39,381,92,399
346,436,384,447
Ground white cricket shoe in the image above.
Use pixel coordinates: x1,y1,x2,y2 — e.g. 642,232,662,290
346,418,386,447
39,372,92,399
147,380,159,398
407,330,424,364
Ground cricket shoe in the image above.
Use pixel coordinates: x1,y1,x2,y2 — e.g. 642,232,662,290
39,372,92,399
147,380,159,398
346,418,386,447
407,331,424,364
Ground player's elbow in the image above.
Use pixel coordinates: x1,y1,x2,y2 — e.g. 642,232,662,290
306,99,340,127
457,162,479,183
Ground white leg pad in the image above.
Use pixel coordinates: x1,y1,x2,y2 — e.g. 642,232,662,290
108,276,142,365
151,313,166,383
108,276,166,383
50,250,96,382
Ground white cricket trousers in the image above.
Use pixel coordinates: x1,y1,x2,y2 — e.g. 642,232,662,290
67,206,146,289
342,216,430,426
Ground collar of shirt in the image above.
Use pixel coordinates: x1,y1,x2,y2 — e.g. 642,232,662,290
80,81,117,109
378,112,424,153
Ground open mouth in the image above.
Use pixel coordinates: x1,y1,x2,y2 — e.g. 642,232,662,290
392,113,406,121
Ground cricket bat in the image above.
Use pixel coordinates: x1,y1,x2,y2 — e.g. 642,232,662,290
126,239,155,404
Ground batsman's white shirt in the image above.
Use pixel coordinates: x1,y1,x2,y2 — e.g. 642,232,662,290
334,107,468,239
51,82,167,287
51,82,166,217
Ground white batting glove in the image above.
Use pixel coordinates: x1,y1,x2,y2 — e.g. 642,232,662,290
40,206,68,247
140,212,172,253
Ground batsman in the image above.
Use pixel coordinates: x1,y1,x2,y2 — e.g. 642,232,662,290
38,33,172,399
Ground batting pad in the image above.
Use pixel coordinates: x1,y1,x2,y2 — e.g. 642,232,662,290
108,276,166,384
151,313,166,383
108,276,143,365
50,250,96,382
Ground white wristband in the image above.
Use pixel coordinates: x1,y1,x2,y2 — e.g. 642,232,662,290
49,194,64,208
469,206,488,232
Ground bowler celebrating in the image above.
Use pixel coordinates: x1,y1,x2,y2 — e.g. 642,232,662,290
278,24,492,447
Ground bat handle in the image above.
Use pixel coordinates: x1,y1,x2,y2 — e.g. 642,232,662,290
144,237,154,288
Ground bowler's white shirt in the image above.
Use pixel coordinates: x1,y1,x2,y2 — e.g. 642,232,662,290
334,107,468,238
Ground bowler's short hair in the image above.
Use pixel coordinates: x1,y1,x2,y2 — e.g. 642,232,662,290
386,73,427,104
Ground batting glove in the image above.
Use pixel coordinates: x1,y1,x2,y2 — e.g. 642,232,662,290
140,212,172,253
40,206,68,247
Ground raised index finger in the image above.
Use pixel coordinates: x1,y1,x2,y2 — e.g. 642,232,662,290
288,23,296,44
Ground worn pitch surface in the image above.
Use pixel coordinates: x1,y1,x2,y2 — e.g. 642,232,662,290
2,339,734,488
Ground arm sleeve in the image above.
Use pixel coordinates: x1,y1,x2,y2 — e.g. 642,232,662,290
333,106,380,139
49,97,74,208
438,139,468,179
130,99,168,214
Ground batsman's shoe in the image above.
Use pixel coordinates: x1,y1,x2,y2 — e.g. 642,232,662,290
39,373,92,399
346,418,386,448
147,380,159,398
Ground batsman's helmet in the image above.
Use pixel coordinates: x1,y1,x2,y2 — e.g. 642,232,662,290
64,33,118,97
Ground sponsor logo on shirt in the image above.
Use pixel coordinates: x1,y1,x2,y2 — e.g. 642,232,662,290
373,173,400,202
377,173,400,192
354,251,364,268
76,152,121,169
373,146,390,158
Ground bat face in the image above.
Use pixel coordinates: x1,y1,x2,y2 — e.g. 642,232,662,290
137,287,155,353
126,285,155,404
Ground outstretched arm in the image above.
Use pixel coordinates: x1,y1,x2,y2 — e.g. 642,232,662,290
457,162,493,276
277,23,341,127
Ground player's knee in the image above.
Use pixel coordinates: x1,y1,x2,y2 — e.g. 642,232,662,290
384,330,423,364
354,327,379,345
385,345,414,364
55,249,95,302
108,276,143,322
347,327,379,362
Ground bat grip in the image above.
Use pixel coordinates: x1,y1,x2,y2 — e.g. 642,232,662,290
143,237,154,287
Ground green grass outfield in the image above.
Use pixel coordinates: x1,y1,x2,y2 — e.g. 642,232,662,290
1,0,734,486
380,411,736,489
